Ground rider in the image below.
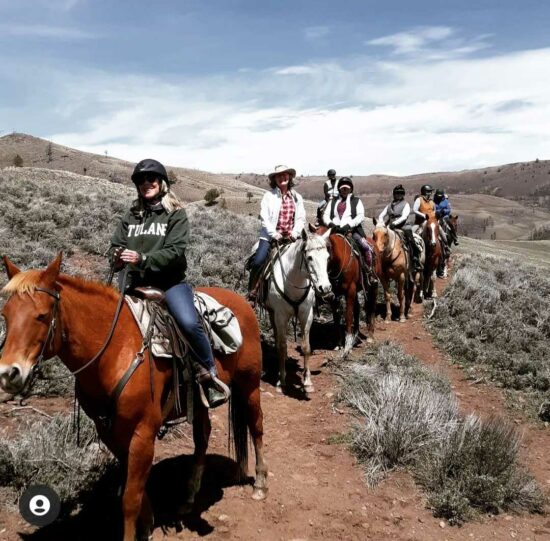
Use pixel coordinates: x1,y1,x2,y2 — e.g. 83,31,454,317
378,184,421,270
109,158,229,408
316,168,339,225
248,164,306,303
323,177,373,271
434,188,459,245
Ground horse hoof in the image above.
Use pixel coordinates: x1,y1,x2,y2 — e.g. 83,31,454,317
366,337,374,344
276,384,284,394
176,502,194,517
399,318,406,323
304,385,315,394
252,487,268,500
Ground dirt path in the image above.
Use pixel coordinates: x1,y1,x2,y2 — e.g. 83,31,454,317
2,275,550,540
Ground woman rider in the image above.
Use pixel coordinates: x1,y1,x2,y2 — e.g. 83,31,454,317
248,164,306,303
109,158,229,408
323,177,373,270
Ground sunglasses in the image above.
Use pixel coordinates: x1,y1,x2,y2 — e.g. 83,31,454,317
134,174,160,185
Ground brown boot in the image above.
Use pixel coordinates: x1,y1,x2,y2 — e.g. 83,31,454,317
196,368,231,409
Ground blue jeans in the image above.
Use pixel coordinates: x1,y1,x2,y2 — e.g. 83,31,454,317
251,239,271,272
165,282,215,371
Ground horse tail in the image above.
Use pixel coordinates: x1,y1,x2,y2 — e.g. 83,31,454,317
228,385,249,483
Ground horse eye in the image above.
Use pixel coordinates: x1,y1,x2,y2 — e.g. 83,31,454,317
36,314,48,322
308,256,313,261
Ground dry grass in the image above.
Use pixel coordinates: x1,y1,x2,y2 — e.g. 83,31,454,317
427,253,550,418
337,342,544,524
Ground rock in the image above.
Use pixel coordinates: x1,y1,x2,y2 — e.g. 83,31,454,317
539,401,550,422
439,521,446,528
218,514,229,522
218,526,230,533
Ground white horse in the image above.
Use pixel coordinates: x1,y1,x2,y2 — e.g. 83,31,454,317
266,228,332,395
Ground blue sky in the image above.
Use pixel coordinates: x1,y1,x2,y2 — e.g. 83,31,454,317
2,0,550,175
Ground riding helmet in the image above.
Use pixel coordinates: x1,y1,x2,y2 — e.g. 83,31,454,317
393,184,406,197
327,169,336,179
131,159,168,184
337,177,354,191
435,188,445,197
420,184,434,196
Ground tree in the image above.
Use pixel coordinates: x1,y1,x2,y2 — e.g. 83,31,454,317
246,191,253,203
46,142,53,163
167,170,178,185
13,154,23,167
204,188,221,206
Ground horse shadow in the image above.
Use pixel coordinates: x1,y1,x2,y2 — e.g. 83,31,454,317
20,453,251,541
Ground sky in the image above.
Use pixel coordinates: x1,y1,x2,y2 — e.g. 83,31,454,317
1,0,550,175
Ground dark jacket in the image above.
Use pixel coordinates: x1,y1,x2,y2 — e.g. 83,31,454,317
109,204,189,291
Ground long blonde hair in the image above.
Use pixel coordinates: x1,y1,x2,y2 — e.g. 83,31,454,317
131,179,184,215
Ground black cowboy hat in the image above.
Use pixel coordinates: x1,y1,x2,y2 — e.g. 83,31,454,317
131,159,168,183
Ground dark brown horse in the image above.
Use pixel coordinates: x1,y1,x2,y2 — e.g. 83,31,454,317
0,254,267,541
422,214,443,298
315,225,378,355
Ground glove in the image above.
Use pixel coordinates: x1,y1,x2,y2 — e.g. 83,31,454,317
341,224,351,234
388,222,396,230
328,222,336,229
112,247,125,271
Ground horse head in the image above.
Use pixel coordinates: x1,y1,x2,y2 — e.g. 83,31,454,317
301,228,332,299
425,214,439,248
0,254,63,395
372,223,392,256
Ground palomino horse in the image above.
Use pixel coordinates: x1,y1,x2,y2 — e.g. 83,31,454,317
265,228,332,394
0,254,267,541
315,225,379,356
422,214,443,298
372,221,413,322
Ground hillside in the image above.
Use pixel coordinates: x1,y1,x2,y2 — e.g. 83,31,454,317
0,133,265,204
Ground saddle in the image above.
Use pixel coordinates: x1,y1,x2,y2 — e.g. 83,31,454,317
124,288,242,432
335,233,377,288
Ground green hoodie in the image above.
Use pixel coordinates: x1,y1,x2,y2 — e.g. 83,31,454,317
109,204,189,291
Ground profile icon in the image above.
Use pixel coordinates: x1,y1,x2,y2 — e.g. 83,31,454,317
19,485,60,527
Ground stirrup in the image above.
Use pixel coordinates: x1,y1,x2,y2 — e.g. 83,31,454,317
197,374,231,409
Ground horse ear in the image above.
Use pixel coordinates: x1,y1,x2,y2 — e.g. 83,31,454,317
301,228,308,241
372,217,378,226
308,223,317,234
42,252,63,287
3,256,21,279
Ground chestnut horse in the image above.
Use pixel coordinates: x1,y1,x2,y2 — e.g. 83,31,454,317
422,214,443,298
316,226,379,355
372,221,413,322
0,254,267,541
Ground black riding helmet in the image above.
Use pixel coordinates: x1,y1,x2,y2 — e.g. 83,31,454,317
421,184,434,196
337,177,353,191
131,159,168,184
393,184,406,197
327,168,336,179
435,188,445,197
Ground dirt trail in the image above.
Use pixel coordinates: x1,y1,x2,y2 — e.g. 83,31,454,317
3,275,550,540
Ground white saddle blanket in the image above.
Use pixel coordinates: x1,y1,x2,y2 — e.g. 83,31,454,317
125,291,243,358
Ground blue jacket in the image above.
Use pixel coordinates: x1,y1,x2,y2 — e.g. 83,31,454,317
435,197,451,218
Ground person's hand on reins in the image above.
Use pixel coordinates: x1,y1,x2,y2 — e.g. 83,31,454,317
119,249,143,265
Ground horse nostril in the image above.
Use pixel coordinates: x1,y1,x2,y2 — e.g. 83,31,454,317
9,366,20,381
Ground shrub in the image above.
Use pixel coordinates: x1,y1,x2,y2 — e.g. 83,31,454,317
204,188,220,206
337,342,545,524
0,413,114,514
13,154,23,167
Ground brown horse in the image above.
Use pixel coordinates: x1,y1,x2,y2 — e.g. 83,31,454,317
372,220,412,322
422,214,443,298
315,225,378,354
0,254,267,541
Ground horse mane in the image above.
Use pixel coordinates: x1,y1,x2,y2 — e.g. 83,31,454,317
2,270,119,301
306,234,329,250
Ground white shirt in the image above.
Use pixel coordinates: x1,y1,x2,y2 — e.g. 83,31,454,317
259,188,306,241
322,195,365,229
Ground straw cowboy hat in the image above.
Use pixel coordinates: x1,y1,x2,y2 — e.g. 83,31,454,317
268,165,296,181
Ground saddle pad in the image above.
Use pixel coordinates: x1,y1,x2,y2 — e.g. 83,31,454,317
125,292,243,357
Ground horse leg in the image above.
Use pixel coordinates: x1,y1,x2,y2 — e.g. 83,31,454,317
343,285,356,357
381,277,392,322
273,311,289,392
364,282,377,343
121,426,155,541
397,275,406,322
243,384,269,500
330,295,343,350
432,268,438,298
178,404,211,516
299,304,314,394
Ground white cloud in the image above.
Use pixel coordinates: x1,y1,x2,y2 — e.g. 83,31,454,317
9,35,548,175
2,24,96,39
304,25,330,41
368,26,454,53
